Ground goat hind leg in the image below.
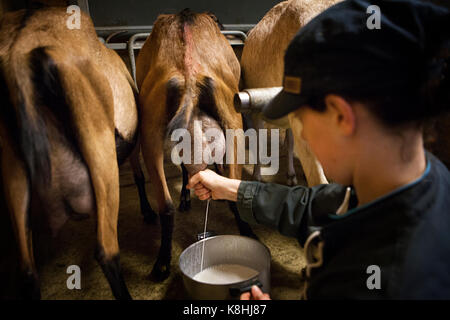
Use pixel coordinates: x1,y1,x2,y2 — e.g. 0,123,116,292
130,144,157,224
93,166,131,300
142,149,174,282
1,146,40,299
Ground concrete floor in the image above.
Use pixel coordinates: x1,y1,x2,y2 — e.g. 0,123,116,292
0,144,308,300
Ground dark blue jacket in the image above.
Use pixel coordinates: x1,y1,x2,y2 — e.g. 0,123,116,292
236,152,450,299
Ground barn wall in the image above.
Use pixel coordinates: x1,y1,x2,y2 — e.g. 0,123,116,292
34,0,68,6
2,1,448,27
0,0,68,13
87,0,281,27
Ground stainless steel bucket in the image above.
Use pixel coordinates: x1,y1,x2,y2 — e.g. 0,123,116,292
179,235,271,300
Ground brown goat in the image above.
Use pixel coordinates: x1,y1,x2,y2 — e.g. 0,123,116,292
241,0,341,186
136,9,255,280
0,7,146,299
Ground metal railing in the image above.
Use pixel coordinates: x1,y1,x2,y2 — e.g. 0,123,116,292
123,30,248,85
128,33,151,84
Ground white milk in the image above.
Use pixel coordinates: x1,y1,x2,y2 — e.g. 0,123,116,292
193,264,259,284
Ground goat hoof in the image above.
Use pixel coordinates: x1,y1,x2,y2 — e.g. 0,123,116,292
115,289,132,300
286,174,298,186
20,272,41,300
178,199,191,212
150,260,171,282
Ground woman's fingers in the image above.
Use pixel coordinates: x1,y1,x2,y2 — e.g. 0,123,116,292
240,292,251,300
239,286,270,300
195,187,210,197
198,192,211,201
187,175,211,200
187,172,202,189
186,169,220,201
251,286,271,300
194,183,206,190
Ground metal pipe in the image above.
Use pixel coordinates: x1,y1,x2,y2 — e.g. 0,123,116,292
234,87,290,128
128,30,248,86
95,24,255,33
106,30,127,43
221,30,247,41
128,33,150,85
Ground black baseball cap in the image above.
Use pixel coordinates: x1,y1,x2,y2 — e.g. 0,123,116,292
263,0,450,119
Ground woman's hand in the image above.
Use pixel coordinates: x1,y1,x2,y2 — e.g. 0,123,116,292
186,169,241,201
240,285,271,300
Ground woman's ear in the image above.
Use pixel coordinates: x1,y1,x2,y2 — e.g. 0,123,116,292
324,94,356,136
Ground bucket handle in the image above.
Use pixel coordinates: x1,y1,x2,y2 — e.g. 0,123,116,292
196,231,217,241
229,277,263,297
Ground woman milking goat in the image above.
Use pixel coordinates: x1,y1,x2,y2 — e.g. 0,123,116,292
188,0,450,299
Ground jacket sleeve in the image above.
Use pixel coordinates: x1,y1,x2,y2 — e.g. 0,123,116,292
236,181,354,246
